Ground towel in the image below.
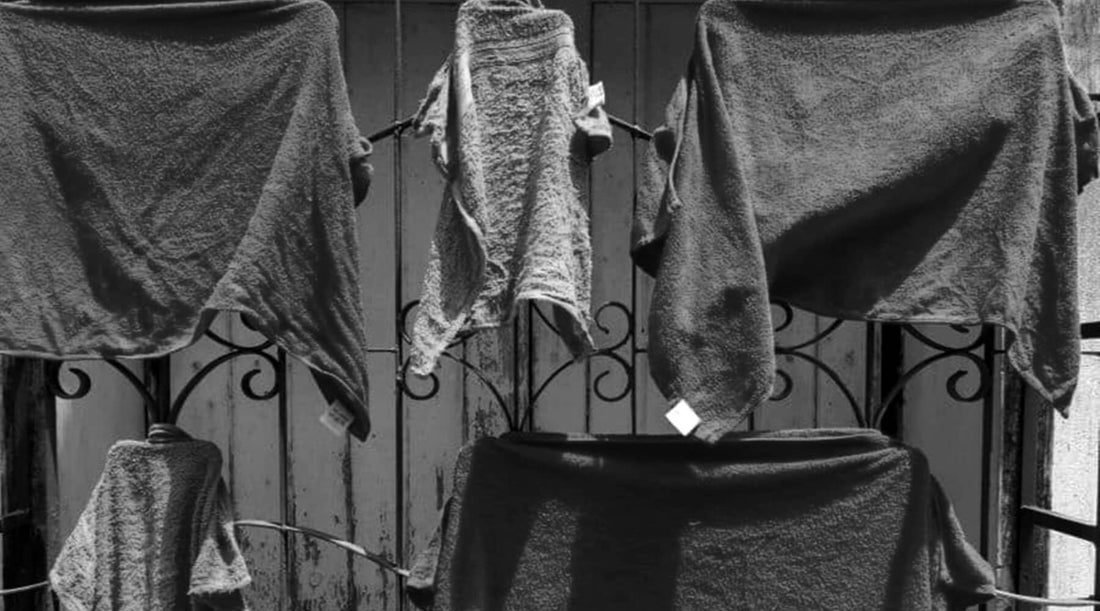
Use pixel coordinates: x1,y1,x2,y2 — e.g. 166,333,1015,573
405,429,995,611
632,0,1100,442
409,0,612,375
0,0,375,440
50,428,252,610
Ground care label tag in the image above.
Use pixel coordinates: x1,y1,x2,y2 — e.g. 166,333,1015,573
587,81,606,109
319,400,355,437
665,399,701,437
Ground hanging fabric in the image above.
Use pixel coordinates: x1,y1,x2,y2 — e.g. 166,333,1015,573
633,0,1100,440
405,429,996,610
50,426,250,611
0,0,375,440
406,0,613,377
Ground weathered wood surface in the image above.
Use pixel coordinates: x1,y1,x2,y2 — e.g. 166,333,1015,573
2,359,56,611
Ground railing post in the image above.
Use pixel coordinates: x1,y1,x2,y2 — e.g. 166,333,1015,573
1,357,57,611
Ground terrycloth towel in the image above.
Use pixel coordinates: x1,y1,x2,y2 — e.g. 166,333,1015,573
633,0,1100,441
406,429,995,611
409,0,612,375
51,429,252,610
0,0,375,440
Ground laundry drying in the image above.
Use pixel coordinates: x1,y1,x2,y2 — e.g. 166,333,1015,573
51,425,251,611
406,429,995,611
633,0,1100,441
409,0,612,375
0,0,375,439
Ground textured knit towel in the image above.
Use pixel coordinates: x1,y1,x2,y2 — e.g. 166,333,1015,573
0,0,375,440
406,429,995,611
51,432,252,610
632,0,1100,442
409,0,612,375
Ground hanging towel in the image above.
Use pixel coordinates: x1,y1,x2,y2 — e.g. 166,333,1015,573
0,0,375,440
632,0,1100,442
405,429,995,611
50,429,251,611
409,0,612,375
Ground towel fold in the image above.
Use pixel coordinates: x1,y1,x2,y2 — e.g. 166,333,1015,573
409,0,611,375
0,0,375,439
633,0,1100,441
51,432,252,611
406,429,995,611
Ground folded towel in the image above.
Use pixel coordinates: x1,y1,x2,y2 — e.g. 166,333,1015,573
51,430,251,610
633,0,1100,441
409,0,612,375
0,0,375,439
406,429,995,611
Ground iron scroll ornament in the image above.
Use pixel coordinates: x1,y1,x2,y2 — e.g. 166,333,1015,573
396,299,997,434
44,305,995,433
45,313,284,425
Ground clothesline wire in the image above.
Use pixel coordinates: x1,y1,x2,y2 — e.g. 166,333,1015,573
4,570,1100,606
366,97,1100,145
364,110,652,145
0,581,49,597
233,519,410,578
2,526,1098,605
366,114,417,144
994,589,1100,607
607,113,653,141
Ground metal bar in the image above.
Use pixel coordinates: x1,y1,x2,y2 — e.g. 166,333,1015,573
1,358,55,611
144,356,171,425
0,510,28,535
393,0,407,608
1095,421,1100,601
1019,505,1097,542
608,113,652,141
1082,321,1100,339
367,115,416,144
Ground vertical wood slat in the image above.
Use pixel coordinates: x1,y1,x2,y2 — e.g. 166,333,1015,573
395,7,465,611
54,361,146,552
281,9,356,610
347,2,402,609
1,359,56,611
1042,0,1100,601
172,319,288,611
587,0,637,435
901,325,989,553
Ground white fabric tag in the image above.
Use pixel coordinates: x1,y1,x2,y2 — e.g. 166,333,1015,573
587,82,606,109
665,399,701,436
319,400,354,437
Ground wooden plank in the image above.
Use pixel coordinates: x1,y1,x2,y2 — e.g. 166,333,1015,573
53,360,146,556
583,2,637,434
396,4,466,608
814,319,867,429
283,7,355,610
346,2,402,609
901,324,986,550
756,306,819,431
173,315,289,610
1,358,57,611
1047,2,1100,601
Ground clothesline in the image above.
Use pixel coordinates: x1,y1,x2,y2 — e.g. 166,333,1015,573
233,519,410,578
367,93,1100,146
4,522,1100,607
364,110,653,145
